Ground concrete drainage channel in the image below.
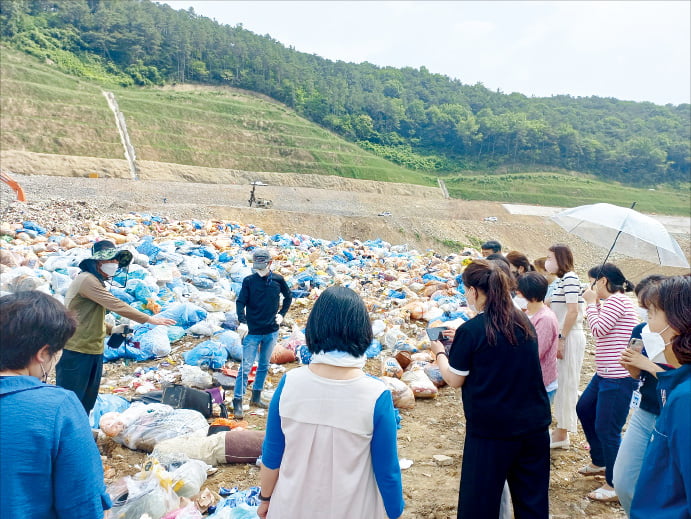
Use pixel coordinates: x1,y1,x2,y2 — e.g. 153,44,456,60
103,91,139,181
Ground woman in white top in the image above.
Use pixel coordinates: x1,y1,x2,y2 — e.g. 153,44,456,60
545,244,586,449
257,286,404,519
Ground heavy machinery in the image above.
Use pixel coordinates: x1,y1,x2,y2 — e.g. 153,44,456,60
1,171,26,202
248,180,272,209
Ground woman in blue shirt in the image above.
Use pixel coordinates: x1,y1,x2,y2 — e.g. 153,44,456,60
257,286,404,519
630,275,691,519
0,291,112,519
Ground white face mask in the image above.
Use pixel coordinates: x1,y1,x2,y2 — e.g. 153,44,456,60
545,258,558,275
514,295,529,310
637,307,648,322
641,324,670,361
253,267,270,276
100,263,119,277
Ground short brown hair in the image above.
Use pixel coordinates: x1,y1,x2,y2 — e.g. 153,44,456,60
548,244,574,277
506,251,535,273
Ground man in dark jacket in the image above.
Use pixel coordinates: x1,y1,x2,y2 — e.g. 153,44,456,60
233,248,292,418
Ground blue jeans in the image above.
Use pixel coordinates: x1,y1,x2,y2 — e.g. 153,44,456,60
576,374,637,486
233,332,278,399
613,407,657,515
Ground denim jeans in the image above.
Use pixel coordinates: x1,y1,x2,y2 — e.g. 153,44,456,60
576,374,638,486
613,407,657,515
233,331,278,399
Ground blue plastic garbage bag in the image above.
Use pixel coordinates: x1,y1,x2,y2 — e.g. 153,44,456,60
218,252,233,263
455,275,466,294
136,236,160,263
90,394,130,428
365,339,382,358
183,340,228,369
209,487,261,514
387,290,406,299
103,338,150,362
422,273,448,283
167,325,186,342
22,221,46,235
158,302,207,328
115,219,137,228
220,312,239,330
217,330,242,361
127,279,155,301
134,325,171,359
110,287,135,304
189,276,214,290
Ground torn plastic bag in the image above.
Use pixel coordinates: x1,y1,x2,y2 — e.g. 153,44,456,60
107,460,180,519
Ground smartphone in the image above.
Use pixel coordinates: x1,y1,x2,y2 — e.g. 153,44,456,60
628,338,644,353
426,327,447,341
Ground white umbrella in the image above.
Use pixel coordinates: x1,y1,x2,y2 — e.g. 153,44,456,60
550,202,690,268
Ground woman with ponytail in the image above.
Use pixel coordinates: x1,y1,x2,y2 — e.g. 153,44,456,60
576,263,639,502
431,260,551,519
630,275,691,519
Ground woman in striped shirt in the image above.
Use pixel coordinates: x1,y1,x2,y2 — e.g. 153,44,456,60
546,244,586,449
576,263,639,503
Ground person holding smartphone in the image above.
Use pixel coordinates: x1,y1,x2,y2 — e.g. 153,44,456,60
614,275,679,515
430,260,550,519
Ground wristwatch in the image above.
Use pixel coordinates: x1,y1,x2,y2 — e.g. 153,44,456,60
259,493,271,502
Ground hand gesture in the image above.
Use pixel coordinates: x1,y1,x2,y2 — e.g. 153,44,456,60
583,287,598,305
148,316,176,326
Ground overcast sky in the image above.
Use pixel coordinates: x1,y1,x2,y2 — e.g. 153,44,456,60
165,1,690,106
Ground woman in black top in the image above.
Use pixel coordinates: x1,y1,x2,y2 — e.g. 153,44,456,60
431,260,551,519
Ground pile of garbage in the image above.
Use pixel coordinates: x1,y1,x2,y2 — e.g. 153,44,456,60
1,211,477,401
2,207,485,518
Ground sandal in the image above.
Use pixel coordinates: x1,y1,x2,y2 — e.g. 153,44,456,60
588,486,619,502
578,464,606,475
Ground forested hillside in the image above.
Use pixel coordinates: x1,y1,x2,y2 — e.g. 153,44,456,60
1,0,689,186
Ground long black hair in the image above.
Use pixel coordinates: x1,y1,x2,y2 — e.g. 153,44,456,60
463,260,535,346
588,263,634,294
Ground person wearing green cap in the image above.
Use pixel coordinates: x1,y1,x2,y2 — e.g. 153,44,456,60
56,240,175,414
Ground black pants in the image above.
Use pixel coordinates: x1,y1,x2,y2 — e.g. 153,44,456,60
458,429,550,519
56,349,103,415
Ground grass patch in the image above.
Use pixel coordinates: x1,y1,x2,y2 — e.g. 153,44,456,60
442,172,690,216
1,46,689,216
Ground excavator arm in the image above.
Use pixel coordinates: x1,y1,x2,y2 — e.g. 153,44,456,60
0,171,26,202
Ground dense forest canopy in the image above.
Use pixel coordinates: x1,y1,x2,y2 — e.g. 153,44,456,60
1,0,689,186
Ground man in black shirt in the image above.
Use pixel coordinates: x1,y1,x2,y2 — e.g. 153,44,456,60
233,248,292,419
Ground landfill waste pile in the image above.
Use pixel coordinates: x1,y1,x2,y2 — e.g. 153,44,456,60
1,200,481,519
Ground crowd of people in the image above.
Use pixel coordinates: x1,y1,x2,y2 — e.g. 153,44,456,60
0,236,689,519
